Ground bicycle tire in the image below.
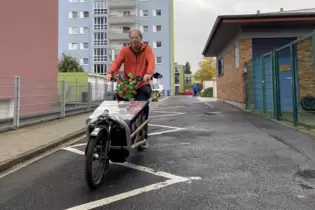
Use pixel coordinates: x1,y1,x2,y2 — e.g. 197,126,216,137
85,131,110,190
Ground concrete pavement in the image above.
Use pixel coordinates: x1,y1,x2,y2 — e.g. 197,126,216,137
1,96,315,209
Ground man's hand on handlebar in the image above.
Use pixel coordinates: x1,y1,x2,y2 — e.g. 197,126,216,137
143,74,151,82
105,73,112,82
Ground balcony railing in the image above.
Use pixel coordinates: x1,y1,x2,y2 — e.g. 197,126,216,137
108,0,136,8
108,15,136,24
108,32,129,40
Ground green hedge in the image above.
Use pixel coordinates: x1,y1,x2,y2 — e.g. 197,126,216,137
200,87,213,97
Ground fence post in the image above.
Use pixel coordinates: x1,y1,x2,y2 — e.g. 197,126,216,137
273,51,281,120
261,56,266,114
104,82,108,100
312,30,315,76
88,82,92,112
60,80,66,118
290,44,298,124
13,76,20,128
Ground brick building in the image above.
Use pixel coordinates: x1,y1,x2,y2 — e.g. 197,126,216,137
0,0,58,119
202,9,315,109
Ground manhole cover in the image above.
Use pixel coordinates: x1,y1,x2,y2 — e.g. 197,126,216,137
204,112,223,115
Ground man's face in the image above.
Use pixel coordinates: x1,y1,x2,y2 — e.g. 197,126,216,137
129,31,142,48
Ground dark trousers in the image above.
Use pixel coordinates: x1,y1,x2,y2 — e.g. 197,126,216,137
134,84,152,138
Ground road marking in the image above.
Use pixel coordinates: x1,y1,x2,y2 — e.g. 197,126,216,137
0,135,86,179
66,179,183,210
158,97,169,103
149,123,183,130
151,106,185,110
66,161,201,210
62,147,85,155
149,113,185,118
148,128,185,136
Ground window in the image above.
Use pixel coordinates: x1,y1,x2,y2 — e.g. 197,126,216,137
94,64,107,75
69,43,78,50
123,26,130,33
153,25,162,32
153,41,162,48
80,0,88,2
234,42,239,68
143,26,148,32
82,58,89,65
93,1,107,15
81,43,89,49
94,17,107,30
153,9,162,16
94,48,107,62
69,11,78,18
69,27,78,34
140,10,148,17
156,57,162,64
94,32,107,46
218,58,224,76
80,27,89,34
69,0,78,3
123,11,131,16
81,11,89,18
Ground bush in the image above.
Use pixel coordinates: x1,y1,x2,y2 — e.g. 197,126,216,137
200,87,213,97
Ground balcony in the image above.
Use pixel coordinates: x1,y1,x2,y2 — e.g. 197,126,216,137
108,0,136,8
108,32,129,41
108,15,136,25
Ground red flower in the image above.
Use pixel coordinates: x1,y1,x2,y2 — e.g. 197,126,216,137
123,86,129,91
119,93,124,98
117,80,120,84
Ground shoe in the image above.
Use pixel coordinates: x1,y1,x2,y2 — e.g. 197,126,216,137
140,139,149,149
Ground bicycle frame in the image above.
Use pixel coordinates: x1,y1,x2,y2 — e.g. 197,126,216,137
85,104,148,155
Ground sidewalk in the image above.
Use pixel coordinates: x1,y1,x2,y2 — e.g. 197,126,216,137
0,113,90,172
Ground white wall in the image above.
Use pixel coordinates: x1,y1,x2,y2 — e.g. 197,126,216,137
88,73,117,101
203,78,217,98
0,99,14,120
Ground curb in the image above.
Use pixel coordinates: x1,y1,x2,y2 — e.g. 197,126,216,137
0,128,86,173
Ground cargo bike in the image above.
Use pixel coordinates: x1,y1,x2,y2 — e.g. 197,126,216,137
84,72,162,190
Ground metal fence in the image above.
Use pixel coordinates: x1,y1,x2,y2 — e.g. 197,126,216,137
0,77,116,132
245,31,315,127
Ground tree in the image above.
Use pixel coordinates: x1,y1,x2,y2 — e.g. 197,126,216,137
58,54,84,72
193,57,216,83
184,61,191,74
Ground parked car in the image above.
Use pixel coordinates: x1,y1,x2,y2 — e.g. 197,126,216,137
179,89,194,95
151,84,164,97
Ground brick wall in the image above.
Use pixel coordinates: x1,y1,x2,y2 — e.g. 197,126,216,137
296,38,315,100
216,39,252,104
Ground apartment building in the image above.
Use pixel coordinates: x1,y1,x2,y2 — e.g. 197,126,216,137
58,0,175,95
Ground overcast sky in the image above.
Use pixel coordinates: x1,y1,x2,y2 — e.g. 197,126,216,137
174,0,315,72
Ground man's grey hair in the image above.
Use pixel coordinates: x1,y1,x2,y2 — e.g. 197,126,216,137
129,28,143,39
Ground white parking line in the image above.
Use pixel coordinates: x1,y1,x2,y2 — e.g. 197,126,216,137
64,153,200,210
149,113,185,118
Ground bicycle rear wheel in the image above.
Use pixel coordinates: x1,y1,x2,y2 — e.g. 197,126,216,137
85,130,110,190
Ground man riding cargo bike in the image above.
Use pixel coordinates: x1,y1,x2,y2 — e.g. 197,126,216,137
105,28,156,148
84,28,162,190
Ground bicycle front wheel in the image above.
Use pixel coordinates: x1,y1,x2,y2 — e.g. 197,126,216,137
85,130,110,190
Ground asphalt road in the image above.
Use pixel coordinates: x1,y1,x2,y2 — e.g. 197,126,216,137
1,96,315,210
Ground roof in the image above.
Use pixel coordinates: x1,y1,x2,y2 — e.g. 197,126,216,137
202,10,315,56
